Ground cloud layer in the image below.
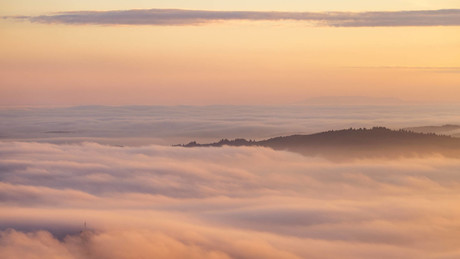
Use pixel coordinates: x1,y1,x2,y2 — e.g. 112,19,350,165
13,9,460,27
2,141,460,258
2,105,460,146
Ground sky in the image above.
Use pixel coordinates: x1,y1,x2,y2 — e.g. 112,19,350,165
0,0,459,106
2,2,460,258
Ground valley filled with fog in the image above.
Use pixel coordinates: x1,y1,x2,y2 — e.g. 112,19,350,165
1,104,460,146
2,105,460,258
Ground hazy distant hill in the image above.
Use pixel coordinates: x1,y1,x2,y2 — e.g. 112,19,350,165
296,96,404,106
179,127,460,159
404,124,460,137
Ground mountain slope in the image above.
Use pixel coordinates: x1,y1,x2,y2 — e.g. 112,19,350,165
179,127,460,159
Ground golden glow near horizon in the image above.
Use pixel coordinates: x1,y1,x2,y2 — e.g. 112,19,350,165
1,0,460,106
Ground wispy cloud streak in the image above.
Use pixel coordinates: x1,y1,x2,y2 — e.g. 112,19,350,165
11,9,460,27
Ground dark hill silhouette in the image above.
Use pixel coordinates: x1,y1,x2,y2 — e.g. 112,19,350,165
177,127,460,160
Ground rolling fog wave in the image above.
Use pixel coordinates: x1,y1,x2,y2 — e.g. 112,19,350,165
1,142,460,258
1,104,460,145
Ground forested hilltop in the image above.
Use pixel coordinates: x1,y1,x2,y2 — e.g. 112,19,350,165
178,127,460,159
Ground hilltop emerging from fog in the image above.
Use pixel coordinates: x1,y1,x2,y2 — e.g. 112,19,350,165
179,127,460,159
404,124,460,137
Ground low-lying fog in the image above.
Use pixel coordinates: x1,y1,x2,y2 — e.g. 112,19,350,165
1,141,460,258
2,105,460,258
1,104,460,145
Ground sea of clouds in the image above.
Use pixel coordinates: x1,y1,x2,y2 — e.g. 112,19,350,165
1,141,460,258
2,104,460,145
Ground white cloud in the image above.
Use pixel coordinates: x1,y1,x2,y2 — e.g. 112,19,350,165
1,141,460,258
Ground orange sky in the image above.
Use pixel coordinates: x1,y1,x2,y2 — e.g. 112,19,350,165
0,1,459,106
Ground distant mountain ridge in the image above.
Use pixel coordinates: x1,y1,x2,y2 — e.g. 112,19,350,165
178,127,460,159
404,124,460,137
296,96,404,105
